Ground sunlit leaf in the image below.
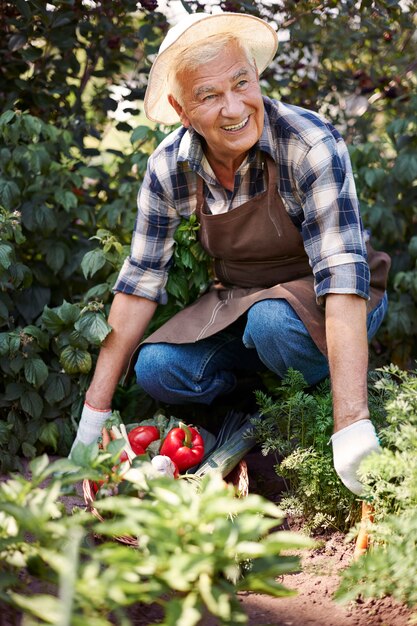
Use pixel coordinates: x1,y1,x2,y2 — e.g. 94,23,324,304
60,346,92,374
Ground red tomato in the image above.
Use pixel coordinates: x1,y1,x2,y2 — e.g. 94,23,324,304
120,450,129,462
128,425,159,454
92,479,104,494
111,449,131,472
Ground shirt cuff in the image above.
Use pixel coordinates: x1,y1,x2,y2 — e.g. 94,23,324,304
113,259,168,304
315,261,370,305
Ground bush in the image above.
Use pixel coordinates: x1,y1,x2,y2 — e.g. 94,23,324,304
0,453,313,625
1,0,416,463
252,369,388,533
336,366,417,610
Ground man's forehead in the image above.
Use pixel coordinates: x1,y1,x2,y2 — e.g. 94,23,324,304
191,67,251,97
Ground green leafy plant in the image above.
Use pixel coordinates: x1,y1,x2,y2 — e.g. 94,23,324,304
1,0,416,464
0,298,111,470
0,0,168,465
252,369,387,533
336,366,417,612
146,214,212,336
349,102,417,368
0,451,313,625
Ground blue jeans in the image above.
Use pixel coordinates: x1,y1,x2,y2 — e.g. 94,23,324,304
135,293,388,405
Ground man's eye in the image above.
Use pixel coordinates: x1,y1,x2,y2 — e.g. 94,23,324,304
203,94,216,102
237,80,248,88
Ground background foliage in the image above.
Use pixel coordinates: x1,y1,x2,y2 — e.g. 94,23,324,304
0,0,416,466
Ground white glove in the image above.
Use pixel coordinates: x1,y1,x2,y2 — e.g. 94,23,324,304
69,402,111,458
331,419,381,496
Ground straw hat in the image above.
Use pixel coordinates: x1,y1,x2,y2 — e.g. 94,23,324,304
144,12,278,126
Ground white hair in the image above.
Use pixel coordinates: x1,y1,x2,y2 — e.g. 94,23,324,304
168,33,257,106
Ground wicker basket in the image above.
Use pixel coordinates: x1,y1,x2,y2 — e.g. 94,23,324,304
83,459,249,546
82,478,139,546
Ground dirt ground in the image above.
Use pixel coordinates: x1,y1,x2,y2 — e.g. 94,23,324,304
122,449,416,626
125,532,414,626
2,451,415,626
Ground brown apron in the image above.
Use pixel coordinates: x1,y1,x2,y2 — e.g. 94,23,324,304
137,155,390,363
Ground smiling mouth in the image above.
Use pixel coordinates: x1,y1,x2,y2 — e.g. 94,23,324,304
222,117,249,132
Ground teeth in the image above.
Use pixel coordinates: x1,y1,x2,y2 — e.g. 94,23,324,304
223,117,248,131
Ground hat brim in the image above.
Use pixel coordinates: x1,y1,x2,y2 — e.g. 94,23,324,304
144,12,278,126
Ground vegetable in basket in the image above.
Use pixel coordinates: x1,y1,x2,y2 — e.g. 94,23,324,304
128,425,159,453
160,422,205,471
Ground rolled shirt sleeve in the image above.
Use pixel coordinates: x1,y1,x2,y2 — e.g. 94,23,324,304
294,134,369,304
113,151,182,304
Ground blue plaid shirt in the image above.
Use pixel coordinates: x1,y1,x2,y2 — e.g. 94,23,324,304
114,97,369,305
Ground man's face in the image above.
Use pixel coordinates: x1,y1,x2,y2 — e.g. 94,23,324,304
170,41,264,170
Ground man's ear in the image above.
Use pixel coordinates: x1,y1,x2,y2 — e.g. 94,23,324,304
168,94,191,128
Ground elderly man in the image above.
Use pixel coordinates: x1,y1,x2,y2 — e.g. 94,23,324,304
71,12,390,495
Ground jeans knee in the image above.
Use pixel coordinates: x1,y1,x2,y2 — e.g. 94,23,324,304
134,344,166,397
243,299,292,350
242,299,329,384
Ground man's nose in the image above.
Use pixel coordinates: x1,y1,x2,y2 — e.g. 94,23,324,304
221,92,244,118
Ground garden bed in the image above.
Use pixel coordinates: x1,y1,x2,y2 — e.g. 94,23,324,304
1,447,415,626
70,452,415,625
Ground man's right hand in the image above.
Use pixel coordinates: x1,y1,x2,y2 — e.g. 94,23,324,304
69,402,112,458
70,293,157,456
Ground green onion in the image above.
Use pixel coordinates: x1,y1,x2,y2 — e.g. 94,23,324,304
193,418,257,479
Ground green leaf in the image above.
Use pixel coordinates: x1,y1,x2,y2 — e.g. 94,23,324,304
76,166,102,178
56,301,80,325
8,593,61,622
4,382,26,401
131,125,150,143
21,442,38,458
8,33,27,52
70,440,99,467
0,110,16,126
7,333,20,356
392,153,417,184
23,325,50,350
42,302,79,333
22,115,42,139
74,311,111,345
0,297,9,320
0,180,20,210
42,307,66,334
32,205,57,233
9,354,24,374
60,346,92,374
0,332,10,356
24,357,49,388
21,389,44,418
39,422,59,451
408,236,417,260
53,189,78,211
29,453,51,478
81,248,107,278
166,271,189,303
0,242,13,270
44,373,71,405
0,421,11,445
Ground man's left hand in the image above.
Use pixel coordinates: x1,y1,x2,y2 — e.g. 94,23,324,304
331,419,381,495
